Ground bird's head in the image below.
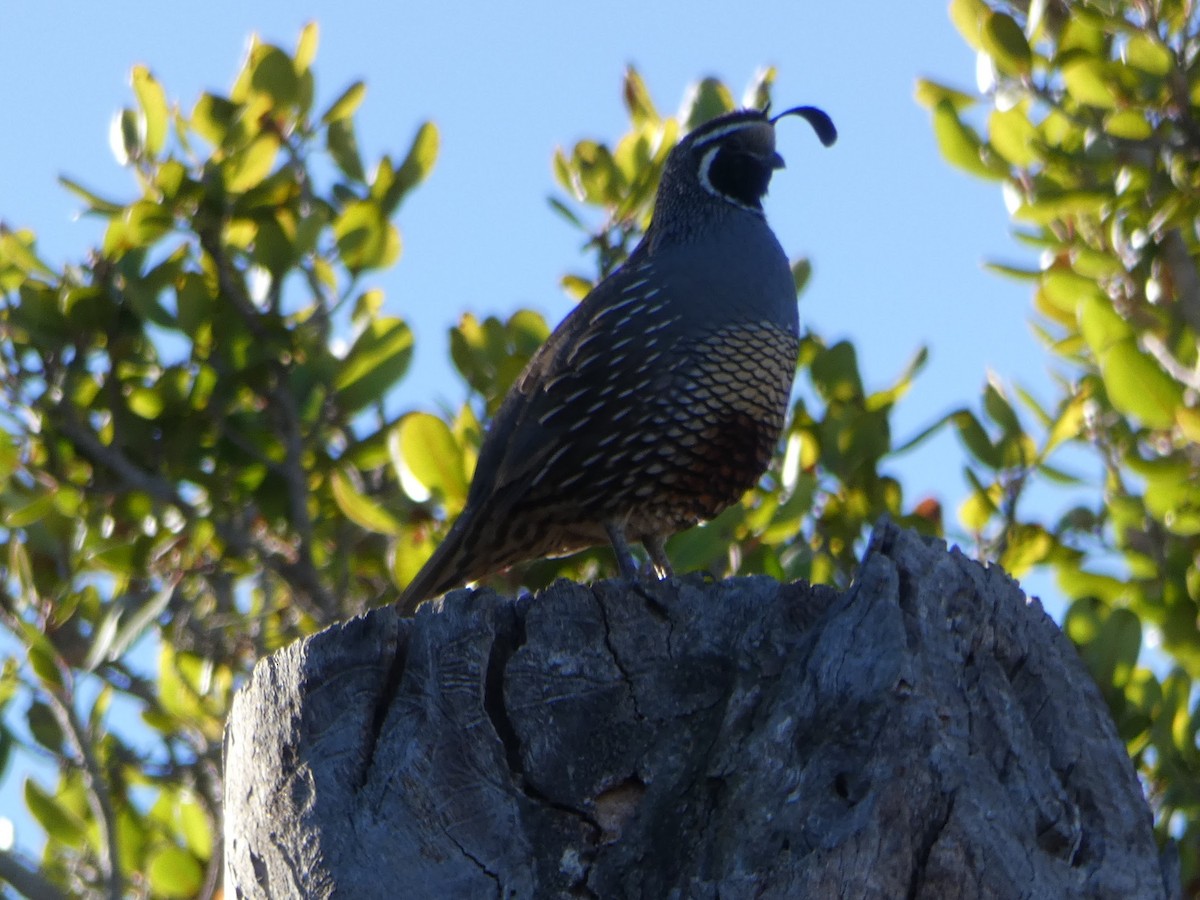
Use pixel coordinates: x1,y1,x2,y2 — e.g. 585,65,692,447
660,104,837,214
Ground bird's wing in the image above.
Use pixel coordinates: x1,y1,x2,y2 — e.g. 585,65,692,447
463,252,679,517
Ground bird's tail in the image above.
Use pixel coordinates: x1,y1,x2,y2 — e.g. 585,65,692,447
395,513,476,616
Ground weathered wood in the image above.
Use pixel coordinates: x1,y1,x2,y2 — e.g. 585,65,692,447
223,521,1174,898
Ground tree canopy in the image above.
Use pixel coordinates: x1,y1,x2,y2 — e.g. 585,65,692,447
0,3,1196,895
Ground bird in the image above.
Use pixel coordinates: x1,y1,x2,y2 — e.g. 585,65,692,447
397,104,836,615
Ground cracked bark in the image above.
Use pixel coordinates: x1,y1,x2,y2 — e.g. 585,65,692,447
223,520,1176,899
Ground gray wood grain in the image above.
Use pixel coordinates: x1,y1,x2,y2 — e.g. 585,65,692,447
224,521,1174,898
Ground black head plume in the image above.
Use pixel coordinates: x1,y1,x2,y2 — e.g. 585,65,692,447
770,105,838,148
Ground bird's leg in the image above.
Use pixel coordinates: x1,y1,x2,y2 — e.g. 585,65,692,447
643,534,674,580
605,521,641,582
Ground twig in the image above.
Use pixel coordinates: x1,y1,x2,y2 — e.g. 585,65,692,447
1141,332,1200,392
0,849,68,900
43,677,123,900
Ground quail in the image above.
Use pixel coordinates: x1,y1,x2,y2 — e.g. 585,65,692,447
397,104,836,615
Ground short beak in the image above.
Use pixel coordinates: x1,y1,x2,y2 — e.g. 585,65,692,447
771,152,786,170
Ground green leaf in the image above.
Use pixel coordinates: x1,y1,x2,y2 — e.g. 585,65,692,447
147,845,204,898
983,382,1023,437
1044,394,1086,453
1041,268,1105,319
178,791,214,859
225,132,280,193
1077,293,1132,352
1000,523,1055,577
25,779,87,848
249,46,300,107
1092,608,1143,690
175,272,213,338
561,273,592,301
572,140,623,204
131,65,169,157
321,80,366,124
3,492,56,528
26,701,64,754
330,470,404,535
988,106,1038,167
1100,341,1182,430
128,386,165,420
1124,33,1173,77
327,118,365,182
1014,189,1110,224
685,78,735,129
932,100,1006,180
334,316,414,413
1062,57,1120,109
386,122,439,213
1104,110,1152,140
88,684,113,735
58,176,124,215
951,409,1001,468
792,258,812,296
295,21,319,72
958,469,1000,531
391,524,436,589
110,107,141,165
334,200,399,272
190,92,238,149
810,341,864,403
981,12,1032,76
548,197,584,229
392,412,470,509
623,66,659,124
745,65,777,113
948,0,991,49
913,78,977,112
85,583,174,671
252,213,296,275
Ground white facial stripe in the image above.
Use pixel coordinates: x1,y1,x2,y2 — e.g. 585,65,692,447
692,119,763,149
697,145,721,196
697,144,765,213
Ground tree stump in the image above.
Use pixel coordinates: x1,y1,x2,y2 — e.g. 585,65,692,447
223,521,1175,898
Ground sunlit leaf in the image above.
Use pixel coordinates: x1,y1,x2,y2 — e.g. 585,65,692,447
982,12,1032,76
913,78,978,111
131,65,169,156
25,780,86,848
685,78,735,129
334,316,414,413
147,845,204,898
330,470,404,535
1062,57,1120,109
225,132,281,192
334,199,399,272
988,106,1038,167
386,122,439,212
810,341,864,403
321,80,366,124
249,45,300,107
1104,110,1152,140
623,66,659,124
1124,33,1173,77
327,118,365,182
949,0,991,49
295,21,319,73
392,412,470,510
1100,342,1182,430
932,100,1006,179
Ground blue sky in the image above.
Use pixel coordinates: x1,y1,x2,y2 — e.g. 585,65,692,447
0,1,1062,860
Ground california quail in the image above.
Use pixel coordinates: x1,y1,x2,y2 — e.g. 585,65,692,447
397,105,836,614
